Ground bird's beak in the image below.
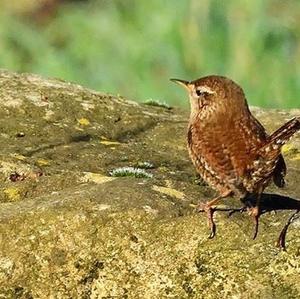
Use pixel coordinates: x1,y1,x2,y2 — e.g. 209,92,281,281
170,78,191,91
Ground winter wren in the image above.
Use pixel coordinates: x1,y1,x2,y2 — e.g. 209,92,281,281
171,75,300,239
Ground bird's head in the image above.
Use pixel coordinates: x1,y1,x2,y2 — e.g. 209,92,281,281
171,75,247,118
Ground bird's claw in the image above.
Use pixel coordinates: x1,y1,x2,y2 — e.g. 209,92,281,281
252,215,259,240
276,210,299,250
248,206,260,240
276,225,288,250
196,203,217,239
207,207,216,239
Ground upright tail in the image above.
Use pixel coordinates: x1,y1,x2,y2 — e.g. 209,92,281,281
268,117,300,145
259,117,300,155
250,118,299,190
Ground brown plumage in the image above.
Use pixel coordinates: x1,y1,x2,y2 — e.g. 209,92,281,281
171,75,300,239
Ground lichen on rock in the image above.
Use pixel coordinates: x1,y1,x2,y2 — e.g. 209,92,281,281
0,70,299,298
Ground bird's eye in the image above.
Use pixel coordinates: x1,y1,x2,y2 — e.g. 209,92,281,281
196,89,205,97
195,86,215,97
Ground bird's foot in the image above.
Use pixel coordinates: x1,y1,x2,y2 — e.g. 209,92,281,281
276,210,299,250
196,203,216,239
227,206,247,217
247,206,260,240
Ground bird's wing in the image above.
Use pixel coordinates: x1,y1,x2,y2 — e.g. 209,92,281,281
248,113,287,187
189,114,266,196
251,117,300,189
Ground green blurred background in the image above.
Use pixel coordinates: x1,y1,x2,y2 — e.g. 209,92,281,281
0,0,299,108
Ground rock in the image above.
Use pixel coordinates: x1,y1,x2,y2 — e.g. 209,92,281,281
0,69,299,298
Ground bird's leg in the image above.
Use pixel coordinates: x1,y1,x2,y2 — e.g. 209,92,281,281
276,210,299,250
196,193,231,239
196,197,220,239
248,188,263,240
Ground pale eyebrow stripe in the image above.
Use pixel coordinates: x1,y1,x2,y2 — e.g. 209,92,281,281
196,86,216,94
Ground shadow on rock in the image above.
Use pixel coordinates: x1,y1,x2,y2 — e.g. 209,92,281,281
199,193,300,250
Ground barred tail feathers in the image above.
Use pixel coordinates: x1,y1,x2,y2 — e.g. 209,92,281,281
259,117,300,157
268,117,300,145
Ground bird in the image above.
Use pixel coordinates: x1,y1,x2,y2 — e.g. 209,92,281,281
171,75,300,240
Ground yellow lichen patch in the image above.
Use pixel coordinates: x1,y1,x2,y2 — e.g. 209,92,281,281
81,172,116,184
165,179,175,188
152,185,185,200
100,140,121,146
157,166,169,173
189,203,197,208
11,154,26,161
291,153,300,161
36,159,51,166
77,118,90,126
282,144,296,154
3,187,21,202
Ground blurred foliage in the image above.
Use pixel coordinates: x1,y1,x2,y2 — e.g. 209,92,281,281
0,0,300,108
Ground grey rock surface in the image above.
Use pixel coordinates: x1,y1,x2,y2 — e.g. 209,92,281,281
0,69,299,298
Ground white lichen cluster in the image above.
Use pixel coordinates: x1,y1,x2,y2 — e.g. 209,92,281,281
109,167,153,178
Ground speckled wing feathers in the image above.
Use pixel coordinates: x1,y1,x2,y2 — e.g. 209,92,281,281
188,114,298,196
244,117,300,192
